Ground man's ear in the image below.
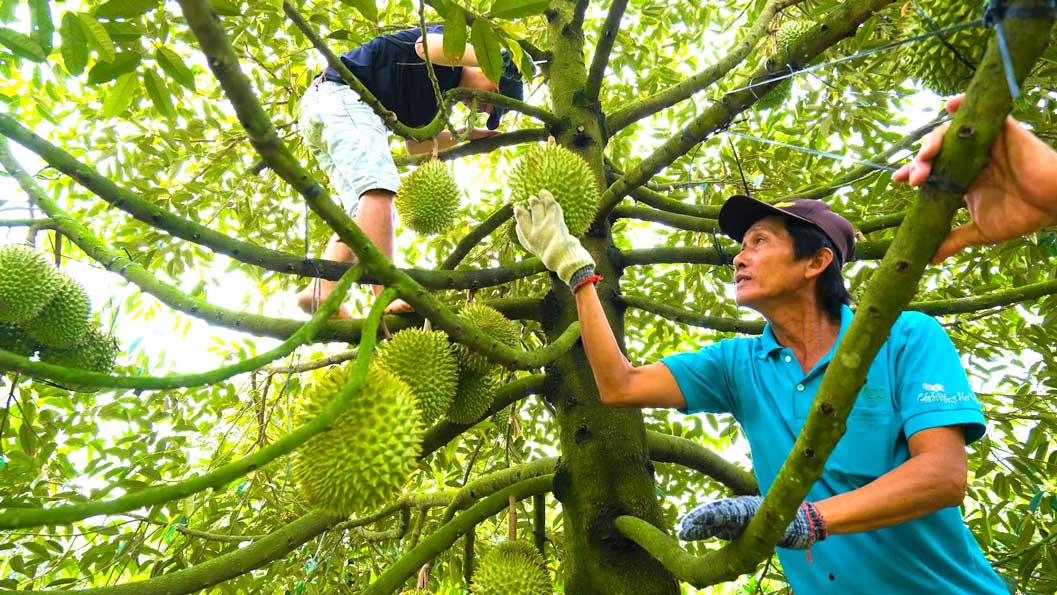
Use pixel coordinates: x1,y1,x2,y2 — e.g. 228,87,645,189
804,247,834,280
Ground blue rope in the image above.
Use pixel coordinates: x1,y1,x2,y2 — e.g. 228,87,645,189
724,131,899,173
983,0,1057,100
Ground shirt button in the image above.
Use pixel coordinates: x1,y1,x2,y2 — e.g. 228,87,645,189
796,384,805,392
784,355,792,363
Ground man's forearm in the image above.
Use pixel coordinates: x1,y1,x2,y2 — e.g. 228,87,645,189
573,283,634,401
405,131,456,155
814,450,966,534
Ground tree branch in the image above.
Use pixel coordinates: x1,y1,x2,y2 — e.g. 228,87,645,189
619,239,889,268
611,205,719,233
645,431,757,496
420,374,546,458
441,204,514,270
394,127,549,166
595,0,898,223
584,0,629,102
621,295,764,334
361,475,554,595
0,286,395,530
608,0,803,132
629,186,722,219
0,512,338,595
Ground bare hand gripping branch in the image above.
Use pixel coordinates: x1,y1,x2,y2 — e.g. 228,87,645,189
615,4,1054,585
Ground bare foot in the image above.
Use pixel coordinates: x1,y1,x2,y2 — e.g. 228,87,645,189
384,298,414,314
297,283,355,319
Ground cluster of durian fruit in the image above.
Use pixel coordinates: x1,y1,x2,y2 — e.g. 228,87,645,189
0,245,119,385
395,141,601,239
292,303,523,517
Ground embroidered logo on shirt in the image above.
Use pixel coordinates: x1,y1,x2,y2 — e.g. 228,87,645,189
859,386,886,404
917,382,974,404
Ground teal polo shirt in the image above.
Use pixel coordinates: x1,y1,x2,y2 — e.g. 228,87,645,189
661,305,1006,594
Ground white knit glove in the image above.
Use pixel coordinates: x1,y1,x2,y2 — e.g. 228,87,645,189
513,190,595,286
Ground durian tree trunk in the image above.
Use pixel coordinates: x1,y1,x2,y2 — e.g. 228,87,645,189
542,2,679,593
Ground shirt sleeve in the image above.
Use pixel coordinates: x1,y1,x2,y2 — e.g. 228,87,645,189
892,312,986,444
660,340,740,417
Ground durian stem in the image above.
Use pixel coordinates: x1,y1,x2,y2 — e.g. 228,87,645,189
362,475,554,595
533,494,547,556
463,531,476,584
617,3,1054,586
0,287,396,530
594,0,898,223
508,495,518,541
608,0,806,132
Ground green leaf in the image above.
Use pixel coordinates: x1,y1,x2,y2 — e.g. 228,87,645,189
0,27,46,61
489,0,548,20
155,47,195,90
0,0,16,23
338,0,376,23
209,0,241,17
142,69,175,120
101,72,138,117
60,12,88,75
442,7,466,62
470,19,503,83
29,0,53,54
76,13,115,62
87,51,140,85
95,0,156,19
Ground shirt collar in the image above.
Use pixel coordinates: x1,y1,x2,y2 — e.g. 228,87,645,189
757,305,854,360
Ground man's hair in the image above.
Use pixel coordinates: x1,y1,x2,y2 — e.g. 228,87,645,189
783,217,852,318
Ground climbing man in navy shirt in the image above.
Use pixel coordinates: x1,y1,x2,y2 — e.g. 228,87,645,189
512,190,1009,593
297,26,523,316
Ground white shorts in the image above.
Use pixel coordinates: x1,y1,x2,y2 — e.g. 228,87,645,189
298,81,400,216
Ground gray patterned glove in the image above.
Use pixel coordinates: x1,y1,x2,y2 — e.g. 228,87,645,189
678,495,827,550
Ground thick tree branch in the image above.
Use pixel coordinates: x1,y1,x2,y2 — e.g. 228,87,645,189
0,288,395,529
608,0,803,132
616,8,1053,585
0,512,339,595
395,128,549,166
630,186,722,219
584,0,629,102
619,239,889,268
179,0,579,371
361,475,554,595
621,295,764,334
645,431,757,496
595,0,898,223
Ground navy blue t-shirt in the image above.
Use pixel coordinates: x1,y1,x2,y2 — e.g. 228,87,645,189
323,26,463,127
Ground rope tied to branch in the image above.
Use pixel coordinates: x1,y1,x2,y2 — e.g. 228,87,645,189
984,0,1057,100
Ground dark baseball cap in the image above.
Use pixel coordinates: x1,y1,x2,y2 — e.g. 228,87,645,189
718,195,856,265
487,52,523,130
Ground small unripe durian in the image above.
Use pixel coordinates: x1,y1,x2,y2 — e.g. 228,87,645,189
471,540,551,595
395,159,461,235
376,328,459,425
24,272,91,348
509,143,600,237
0,245,62,325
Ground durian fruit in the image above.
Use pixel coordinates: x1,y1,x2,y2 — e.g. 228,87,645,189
375,329,459,425
23,273,91,348
509,143,600,237
0,323,38,357
454,304,521,374
292,364,423,516
38,324,119,392
395,159,461,235
902,0,987,95
0,245,62,325
755,20,813,111
447,371,497,424
471,540,551,595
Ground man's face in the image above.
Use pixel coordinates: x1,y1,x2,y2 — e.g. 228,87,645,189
732,216,814,310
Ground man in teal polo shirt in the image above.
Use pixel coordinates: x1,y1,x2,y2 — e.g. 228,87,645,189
512,191,1007,593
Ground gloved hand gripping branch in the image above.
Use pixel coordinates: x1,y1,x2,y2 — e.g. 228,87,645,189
679,495,828,550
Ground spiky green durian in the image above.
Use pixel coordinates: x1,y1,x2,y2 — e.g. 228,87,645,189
454,304,521,374
292,364,423,516
755,20,813,111
447,371,497,424
471,540,551,595
0,323,37,357
395,159,461,235
0,245,62,325
24,273,91,348
38,324,119,392
509,143,600,237
902,0,987,95
376,329,459,425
